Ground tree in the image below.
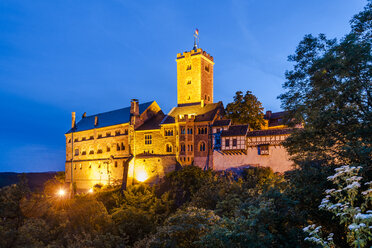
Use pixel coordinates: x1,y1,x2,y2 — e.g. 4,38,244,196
225,90,266,130
278,2,371,169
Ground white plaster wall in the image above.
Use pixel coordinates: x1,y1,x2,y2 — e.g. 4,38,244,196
213,145,294,173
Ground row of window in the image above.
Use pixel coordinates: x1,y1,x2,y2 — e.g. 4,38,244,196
164,130,173,136
69,130,128,143
73,143,126,156
74,160,125,170
180,142,206,152
185,64,209,72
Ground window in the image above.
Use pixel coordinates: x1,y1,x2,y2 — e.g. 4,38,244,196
166,144,173,153
82,137,86,141
74,138,78,142
74,149,79,156
97,149,103,154
98,163,101,169
225,139,230,147
216,128,220,133
89,150,94,155
89,136,94,140
106,146,110,152
258,145,269,155
180,127,185,134
115,130,121,136
89,163,92,169
165,130,173,136
186,65,192,70
199,142,206,152
81,151,86,155
97,134,102,138
205,65,209,72
121,143,125,150
115,161,118,168
106,132,111,137
145,134,152,145
187,128,193,134
191,145,193,151
117,144,120,151
68,139,71,143
204,128,208,134
208,96,210,101
79,164,82,170
181,143,185,152
187,80,191,85
233,139,237,147
124,129,128,135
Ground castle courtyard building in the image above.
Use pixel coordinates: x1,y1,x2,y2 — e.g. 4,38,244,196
65,41,297,191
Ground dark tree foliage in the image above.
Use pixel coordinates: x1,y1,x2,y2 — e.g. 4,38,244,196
225,90,266,129
278,2,371,170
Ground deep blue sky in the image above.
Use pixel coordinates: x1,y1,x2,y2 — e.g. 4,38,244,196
0,0,366,172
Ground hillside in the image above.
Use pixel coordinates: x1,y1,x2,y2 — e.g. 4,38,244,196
0,172,58,191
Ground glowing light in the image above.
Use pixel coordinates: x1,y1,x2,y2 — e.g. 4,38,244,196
88,188,94,193
57,189,65,197
136,170,148,182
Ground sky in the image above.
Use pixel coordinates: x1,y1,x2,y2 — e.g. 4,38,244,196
0,0,366,172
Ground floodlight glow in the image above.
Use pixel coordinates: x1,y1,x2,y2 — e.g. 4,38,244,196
136,170,148,182
57,189,65,197
88,188,94,193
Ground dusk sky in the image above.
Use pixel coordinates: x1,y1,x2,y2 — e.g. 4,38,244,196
0,0,366,172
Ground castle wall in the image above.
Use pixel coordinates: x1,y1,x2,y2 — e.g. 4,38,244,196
213,145,294,173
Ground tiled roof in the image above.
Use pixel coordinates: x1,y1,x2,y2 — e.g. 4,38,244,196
136,111,165,131
221,125,248,137
264,111,288,127
161,102,223,124
246,128,294,137
66,101,154,133
213,119,231,126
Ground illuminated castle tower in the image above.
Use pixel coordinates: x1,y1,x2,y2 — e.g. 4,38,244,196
176,30,214,106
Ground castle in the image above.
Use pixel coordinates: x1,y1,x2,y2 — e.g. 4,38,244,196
65,40,296,191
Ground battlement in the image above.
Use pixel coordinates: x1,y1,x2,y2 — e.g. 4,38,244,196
176,48,214,62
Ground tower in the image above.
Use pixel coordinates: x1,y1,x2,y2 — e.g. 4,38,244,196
176,33,214,106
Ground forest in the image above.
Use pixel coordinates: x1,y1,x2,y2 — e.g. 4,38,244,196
0,2,371,248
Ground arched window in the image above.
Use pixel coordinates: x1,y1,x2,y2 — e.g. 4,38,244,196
199,142,206,152
166,144,173,153
117,143,120,151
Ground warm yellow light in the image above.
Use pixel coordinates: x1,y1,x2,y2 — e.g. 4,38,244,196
136,170,148,182
57,189,65,197
88,188,94,193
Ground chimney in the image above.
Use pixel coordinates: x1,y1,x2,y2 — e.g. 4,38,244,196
130,99,139,125
94,116,98,126
266,111,272,119
71,112,76,129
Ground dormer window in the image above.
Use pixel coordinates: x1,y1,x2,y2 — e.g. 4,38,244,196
186,65,192,70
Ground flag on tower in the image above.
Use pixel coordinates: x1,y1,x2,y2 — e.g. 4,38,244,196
195,28,199,36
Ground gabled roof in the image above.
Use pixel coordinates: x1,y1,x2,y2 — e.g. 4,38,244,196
161,102,223,124
66,101,154,133
246,128,294,137
213,119,231,127
136,111,165,131
221,125,249,137
264,111,288,127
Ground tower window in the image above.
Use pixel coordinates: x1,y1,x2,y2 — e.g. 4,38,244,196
117,143,120,151
187,80,191,85
115,161,118,168
106,146,110,152
199,142,206,152
186,65,192,70
208,96,210,101
205,65,209,72
121,143,125,150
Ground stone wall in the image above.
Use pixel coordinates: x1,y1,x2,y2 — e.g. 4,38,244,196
213,144,294,173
